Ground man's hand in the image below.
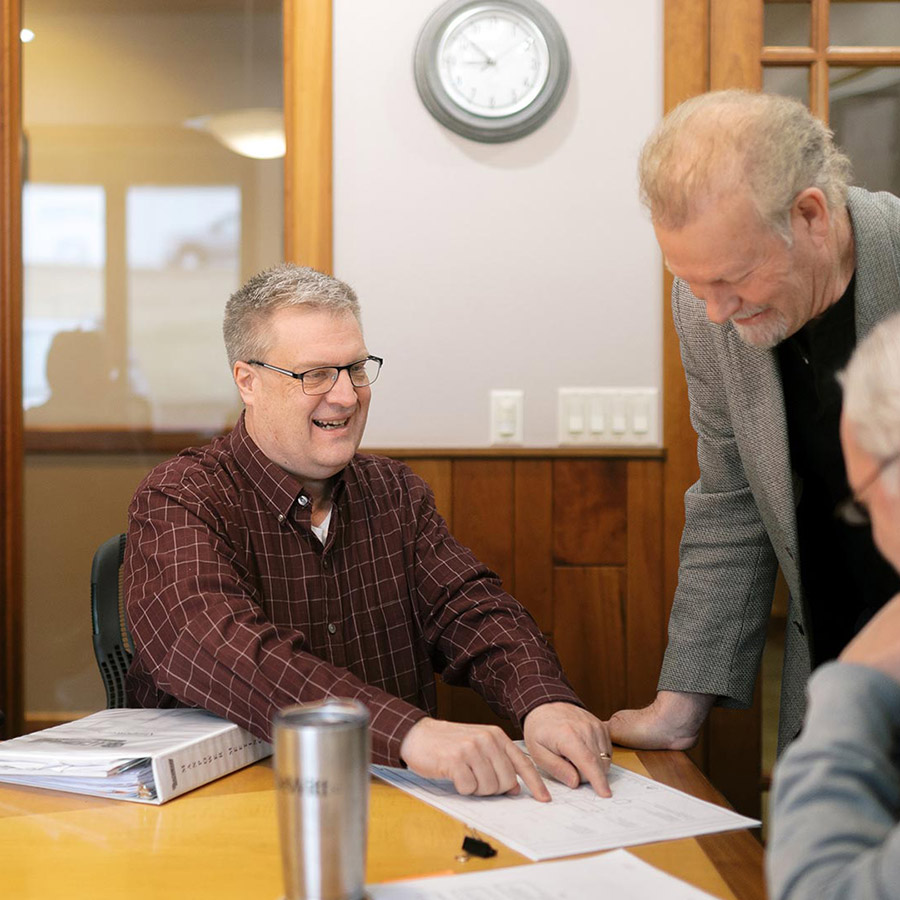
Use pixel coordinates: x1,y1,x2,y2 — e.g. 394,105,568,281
608,690,715,750
523,702,613,797
399,718,552,801
840,592,900,682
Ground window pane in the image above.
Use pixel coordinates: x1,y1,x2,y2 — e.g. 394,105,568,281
127,186,242,431
763,67,810,106
23,183,106,422
21,0,283,432
830,66,900,195
831,2,900,46
764,1,811,47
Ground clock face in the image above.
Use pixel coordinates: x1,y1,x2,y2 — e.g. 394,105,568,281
437,9,550,118
414,0,570,143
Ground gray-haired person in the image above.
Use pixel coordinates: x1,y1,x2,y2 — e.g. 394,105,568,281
610,90,900,754
768,310,900,899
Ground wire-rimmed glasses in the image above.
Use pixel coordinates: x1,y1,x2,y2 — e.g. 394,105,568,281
248,355,383,395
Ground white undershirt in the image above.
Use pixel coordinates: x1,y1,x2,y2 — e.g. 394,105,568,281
310,507,333,544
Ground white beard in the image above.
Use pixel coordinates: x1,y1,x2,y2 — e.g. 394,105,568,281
730,307,790,349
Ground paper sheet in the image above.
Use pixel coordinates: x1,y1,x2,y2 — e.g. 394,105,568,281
368,848,718,899
372,754,759,861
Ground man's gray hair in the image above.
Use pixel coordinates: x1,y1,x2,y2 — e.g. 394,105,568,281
840,311,900,495
639,90,853,243
223,263,361,369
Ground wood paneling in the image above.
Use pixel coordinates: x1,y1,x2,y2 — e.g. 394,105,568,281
553,567,627,718
283,0,333,272
626,460,666,709
513,460,553,632
452,460,515,590
399,458,453,529
1,0,23,739
553,459,627,565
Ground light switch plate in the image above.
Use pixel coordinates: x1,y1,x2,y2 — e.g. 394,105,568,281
490,389,524,445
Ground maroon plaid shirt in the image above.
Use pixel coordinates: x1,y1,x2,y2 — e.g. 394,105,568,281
124,415,581,764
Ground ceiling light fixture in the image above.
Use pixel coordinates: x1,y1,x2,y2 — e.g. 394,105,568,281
183,0,284,160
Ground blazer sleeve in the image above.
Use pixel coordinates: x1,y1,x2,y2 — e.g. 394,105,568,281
767,662,900,900
657,279,779,707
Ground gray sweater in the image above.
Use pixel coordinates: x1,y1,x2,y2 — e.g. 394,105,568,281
768,662,900,900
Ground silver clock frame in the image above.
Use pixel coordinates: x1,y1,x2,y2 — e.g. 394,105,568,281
414,0,570,143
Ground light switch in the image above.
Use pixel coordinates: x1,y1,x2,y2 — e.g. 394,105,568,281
490,390,523,444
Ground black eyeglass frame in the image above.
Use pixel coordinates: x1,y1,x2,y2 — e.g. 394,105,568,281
247,355,384,395
836,448,900,526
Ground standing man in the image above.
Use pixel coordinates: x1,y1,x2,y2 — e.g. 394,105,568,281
768,311,900,899
125,263,612,799
610,90,900,752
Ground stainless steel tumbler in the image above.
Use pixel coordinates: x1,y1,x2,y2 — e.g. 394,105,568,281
274,699,370,900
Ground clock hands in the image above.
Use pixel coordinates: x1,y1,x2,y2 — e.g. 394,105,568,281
494,35,535,63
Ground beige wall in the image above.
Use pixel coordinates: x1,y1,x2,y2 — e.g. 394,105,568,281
25,454,168,714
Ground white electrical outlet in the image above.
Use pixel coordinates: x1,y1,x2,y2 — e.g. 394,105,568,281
558,388,659,446
490,390,524,445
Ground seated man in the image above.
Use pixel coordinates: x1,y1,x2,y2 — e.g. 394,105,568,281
768,310,900,898
125,263,612,800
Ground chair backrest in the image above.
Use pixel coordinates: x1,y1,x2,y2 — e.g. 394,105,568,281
90,533,134,709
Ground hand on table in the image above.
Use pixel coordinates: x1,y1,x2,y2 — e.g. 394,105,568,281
523,702,613,798
608,690,715,750
399,717,552,802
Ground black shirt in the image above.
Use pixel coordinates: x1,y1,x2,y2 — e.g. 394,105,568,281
777,275,900,666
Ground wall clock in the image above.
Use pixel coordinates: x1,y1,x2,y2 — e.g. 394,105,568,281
414,0,570,143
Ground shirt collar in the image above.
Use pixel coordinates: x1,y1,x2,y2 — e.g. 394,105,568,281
226,412,350,521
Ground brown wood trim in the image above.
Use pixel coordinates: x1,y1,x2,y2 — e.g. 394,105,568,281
25,429,223,455
662,0,708,663
24,429,667,459
1,0,23,739
711,0,763,90
283,0,333,273
825,47,900,64
761,47,817,63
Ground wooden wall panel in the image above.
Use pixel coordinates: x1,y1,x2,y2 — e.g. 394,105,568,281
710,0,763,90
451,460,515,590
399,458,454,529
626,460,666,709
513,460,553,632
553,460,626,566
553,567,627,718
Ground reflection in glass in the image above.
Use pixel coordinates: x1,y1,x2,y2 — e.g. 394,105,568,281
21,0,283,432
831,2,900,46
830,66,900,195
22,183,105,415
763,67,810,107
764,2,811,47
127,186,242,431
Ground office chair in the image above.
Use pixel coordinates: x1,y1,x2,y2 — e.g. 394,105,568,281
90,533,134,709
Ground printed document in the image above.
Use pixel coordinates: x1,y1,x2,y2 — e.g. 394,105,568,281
372,750,759,860
368,848,718,899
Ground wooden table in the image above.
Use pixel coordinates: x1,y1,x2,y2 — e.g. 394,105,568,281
0,749,763,899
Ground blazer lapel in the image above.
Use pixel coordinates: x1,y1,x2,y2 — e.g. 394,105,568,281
722,328,801,593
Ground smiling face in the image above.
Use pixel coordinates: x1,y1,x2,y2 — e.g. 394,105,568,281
655,189,830,348
234,305,371,495
841,415,900,574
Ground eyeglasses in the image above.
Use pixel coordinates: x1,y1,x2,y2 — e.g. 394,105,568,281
247,355,383,395
835,448,900,526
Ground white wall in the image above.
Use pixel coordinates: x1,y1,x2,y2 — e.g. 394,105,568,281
334,0,663,447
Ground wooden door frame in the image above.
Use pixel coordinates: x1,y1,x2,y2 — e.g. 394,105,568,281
1,0,23,740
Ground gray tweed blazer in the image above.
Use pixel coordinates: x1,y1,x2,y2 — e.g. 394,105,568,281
658,187,900,751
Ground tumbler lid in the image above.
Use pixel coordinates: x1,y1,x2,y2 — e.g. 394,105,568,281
274,698,369,730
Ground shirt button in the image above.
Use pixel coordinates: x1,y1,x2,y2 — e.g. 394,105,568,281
327,623,337,635
322,558,330,570
277,514,285,523
297,495,309,507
